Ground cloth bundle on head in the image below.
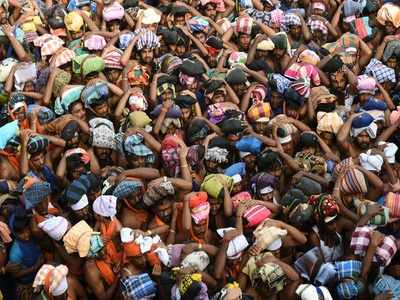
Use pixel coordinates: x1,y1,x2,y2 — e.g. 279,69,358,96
246,258,286,293
63,220,96,257
216,228,249,259
103,2,124,21
53,70,71,96
128,111,152,129
123,134,154,162
378,141,398,164
250,172,277,198
64,11,84,32
298,49,320,66
235,136,262,154
350,17,373,40
350,226,398,266
90,118,116,150
33,264,69,297
191,201,210,224
377,3,400,28
213,282,242,300
308,194,339,223
235,15,253,35
188,16,209,32
279,188,307,207
156,82,176,98
220,118,244,136
359,150,384,172
354,199,389,225
372,275,400,300
136,30,160,51
284,63,320,95
205,146,229,163
54,85,84,115
84,34,106,50
39,216,70,241
128,88,148,111
161,136,180,177
102,47,123,69
295,177,322,196
0,58,18,82
33,34,65,57
364,58,395,84
243,204,271,228
351,112,377,138
335,260,365,299
93,195,117,218
201,174,233,199
256,39,275,51
357,75,376,94
296,284,333,300
308,19,328,35
81,81,108,107
14,63,37,90
247,102,271,123
254,222,287,252
281,13,301,32
295,151,327,176
340,167,367,195
113,179,143,199
142,180,175,207
317,112,344,134
23,178,51,209
181,251,210,271
81,56,105,77
383,40,400,62
228,51,248,67
65,174,91,207
344,0,366,17
200,0,226,12
139,7,161,25
127,63,150,87
120,273,157,300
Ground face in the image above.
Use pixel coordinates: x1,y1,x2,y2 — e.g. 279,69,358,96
126,191,141,207
74,205,90,220
140,48,154,64
271,91,283,108
70,102,86,120
355,131,372,149
312,30,327,45
181,108,191,122
143,23,158,32
385,21,396,35
268,167,282,178
254,122,268,134
320,131,335,145
23,81,34,93
94,147,112,160
109,21,120,32
330,72,347,91
194,32,206,44
16,227,31,242
281,141,294,156
71,31,83,40
106,69,121,83
255,49,269,59
243,154,256,169
0,7,7,23
359,93,371,103
260,191,273,202
289,25,302,40
192,219,207,237
211,92,225,104
176,44,187,57
71,165,85,180
209,197,221,215
204,3,216,19
128,155,146,168
272,47,285,58
30,152,46,171
92,101,110,118
160,89,174,102
174,15,186,26
130,255,147,269
232,83,246,96
387,57,398,70
36,197,50,216
232,182,243,194
14,107,26,122
156,201,173,223
239,34,251,50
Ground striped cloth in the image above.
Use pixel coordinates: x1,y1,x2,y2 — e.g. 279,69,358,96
102,47,123,69
136,30,160,50
84,34,106,50
235,15,253,35
385,192,400,218
350,226,398,266
49,47,76,68
34,34,65,57
339,167,367,195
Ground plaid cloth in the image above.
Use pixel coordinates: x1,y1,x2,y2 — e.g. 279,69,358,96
235,15,253,35
124,134,153,156
120,273,157,300
365,58,396,83
113,180,143,199
308,19,328,35
33,264,68,295
49,48,76,68
24,181,52,209
102,47,123,69
372,275,400,299
281,13,301,32
336,280,364,299
335,260,362,280
352,17,373,40
136,30,160,51
285,62,321,87
350,226,398,266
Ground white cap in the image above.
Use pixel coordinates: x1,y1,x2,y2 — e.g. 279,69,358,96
120,227,134,243
71,194,89,211
260,186,274,195
232,174,242,184
255,117,270,123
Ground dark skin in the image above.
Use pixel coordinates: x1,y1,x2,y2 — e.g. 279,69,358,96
84,259,119,300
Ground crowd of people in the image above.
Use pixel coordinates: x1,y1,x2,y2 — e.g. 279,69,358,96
2,0,400,299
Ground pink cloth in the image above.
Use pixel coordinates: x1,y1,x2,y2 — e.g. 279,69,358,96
284,62,321,86
103,2,125,22
243,205,271,228
191,202,210,224
390,107,400,125
232,192,252,208
357,75,376,94
84,35,107,50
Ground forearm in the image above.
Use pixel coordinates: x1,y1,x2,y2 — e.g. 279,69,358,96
179,154,191,183
245,69,267,85
21,92,43,100
223,187,233,217
114,92,130,120
20,146,29,175
43,73,57,106
121,42,135,67
121,168,160,179
149,77,158,104
141,131,162,153
56,156,67,179
361,243,377,280
377,83,395,110
6,33,28,61
182,200,191,231
213,243,228,279
358,40,372,67
153,110,167,137
169,178,192,191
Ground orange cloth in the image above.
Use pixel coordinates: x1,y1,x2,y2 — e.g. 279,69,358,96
0,150,20,171
154,216,166,227
189,192,208,209
96,219,122,285
124,242,141,257
123,199,149,223
146,246,161,266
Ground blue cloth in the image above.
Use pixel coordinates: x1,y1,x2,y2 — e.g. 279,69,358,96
28,165,59,193
336,281,364,299
351,112,374,129
224,162,246,177
372,275,400,299
23,181,52,209
361,98,387,111
235,136,262,154
335,260,364,299
0,120,18,149
335,260,362,280
120,273,157,300
113,180,143,199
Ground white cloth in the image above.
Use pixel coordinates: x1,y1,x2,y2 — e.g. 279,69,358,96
351,122,378,138
216,227,249,259
120,227,135,243
181,250,210,271
378,141,398,164
205,147,229,163
70,194,89,211
154,247,170,267
14,63,37,90
134,234,161,254
296,284,333,300
38,216,69,241
92,195,117,217
232,174,242,184
359,150,384,172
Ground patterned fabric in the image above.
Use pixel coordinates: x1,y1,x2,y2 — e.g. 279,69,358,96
124,134,154,160
34,34,64,57
23,180,52,209
81,56,105,77
252,262,286,293
235,15,253,35
82,81,109,108
364,58,396,84
372,275,400,299
84,35,106,50
120,273,157,300
90,118,116,150
317,112,344,134
33,264,68,296
136,30,160,50
93,195,117,217
103,2,124,22
161,136,180,177
119,32,135,50
53,70,71,96
298,49,320,66
308,194,339,223
113,180,143,199
376,3,400,28
247,102,271,122
291,78,311,98
351,112,377,138
281,13,301,32
385,192,400,218
102,47,123,69
27,135,48,154
308,19,328,35
49,47,76,68
188,16,210,32
285,63,321,89
127,64,150,87
350,226,398,266
339,167,368,195
64,11,84,32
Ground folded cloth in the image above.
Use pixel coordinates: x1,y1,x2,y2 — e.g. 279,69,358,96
191,202,210,224
81,81,109,107
33,264,69,297
201,174,233,199
205,147,229,163
14,62,37,91
235,136,262,154
64,11,84,32
243,204,271,228
0,120,18,150
254,223,287,251
136,29,160,51
247,102,271,123
38,216,70,241
63,220,94,257
142,180,175,207
385,192,400,218
216,227,249,259
102,47,123,69
120,273,157,300
364,58,396,84
103,2,124,22
350,226,398,266
339,167,368,195
281,13,301,32
344,0,366,17
360,98,387,111
383,40,400,62
372,275,400,299
188,16,209,33
93,195,117,218
298,49,320,66
351,16,373,40
377,3,400,28
250,172,277,197
359,150,384,172
308,194,339,223
0,58,18,82
308,19,328,35
357,75,376,94
113,180,143,199
354,199,389,225
351,112,377,138
161,136,180,177
181,250,210,271
24,180,52,209
34,34,65,57
235,15,253,35
84,34,106,50
296,284,333,300
317,112,344,134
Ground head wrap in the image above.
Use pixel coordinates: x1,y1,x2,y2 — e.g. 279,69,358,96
383,40,400,62
256,39,275,51
235,15,253,35
103,2,124,21
120,273,157,300
33,264,69,297
377,3,400,28
201,174,233,199
188,16,209,32
359,150,383,172
113,180,143,199
123,134,154,162
142,180,175,207
364,58,396,84
93,195,117,217
140,8,161,25
340,167,368,194
378,141,398,164
23,179,51,209
63,220,96,257
252,262,286,293
296,285,333,300
205,147,229,163
81,56,105,77
357,75,376,94
33,34,64,57
84,35,106,50
39,216,70,241
298,49,320,66
351,112,377,138
102,47,123,69
282,13,301,32
53,70,71,96
308,194,339,223
317,112,344,134
64,11,84,32
127,63,150,86
27,135,48,154
308,19,328,35
137,30,160,50
161,137,180,177
295,151,327,176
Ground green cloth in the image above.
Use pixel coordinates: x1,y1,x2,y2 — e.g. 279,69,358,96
82,56,105,77
87,234,104,258
200,174,233,199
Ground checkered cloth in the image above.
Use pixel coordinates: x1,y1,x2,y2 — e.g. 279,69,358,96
365,58,396,83
23,181,52,209
136,30,160,51
120,273,157,300
113,180,143,199
34,34,65,57
308,19,328,35
124,134,154,157
372,275,400,299
335,260,362,280
281,13,301,32
350,226,398,266
235,15,253,35
49,48,76,68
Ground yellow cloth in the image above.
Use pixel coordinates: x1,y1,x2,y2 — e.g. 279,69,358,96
64,12,84,32
316,111,344,134
253,223,287,251
63,220,93,257
377,3,400,28
21,16,42,32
